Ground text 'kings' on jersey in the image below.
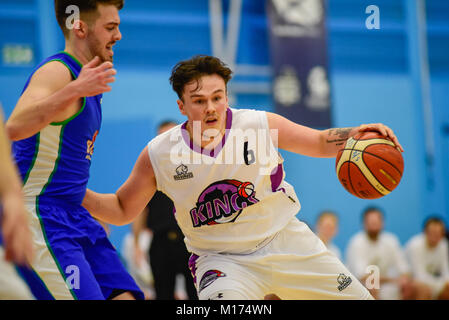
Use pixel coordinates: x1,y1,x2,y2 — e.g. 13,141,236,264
148,108,301,255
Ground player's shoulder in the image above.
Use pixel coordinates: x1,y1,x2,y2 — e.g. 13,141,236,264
347,231,366,246
35,59,72,78
405,233,424,250
28,60,73,89
229,107,268,128
230,107,265,118
381,231,401,243
440,237,449,252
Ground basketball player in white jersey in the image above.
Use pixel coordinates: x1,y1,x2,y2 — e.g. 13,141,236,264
82,55,404,299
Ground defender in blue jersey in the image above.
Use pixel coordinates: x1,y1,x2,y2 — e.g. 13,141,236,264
6,0,143,300
0,108,35,299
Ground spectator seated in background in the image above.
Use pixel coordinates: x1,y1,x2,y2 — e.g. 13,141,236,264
346,206,428,300
315,210,342,260
405,216,449,300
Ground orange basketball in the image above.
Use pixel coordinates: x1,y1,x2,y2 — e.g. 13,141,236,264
335,131,404,199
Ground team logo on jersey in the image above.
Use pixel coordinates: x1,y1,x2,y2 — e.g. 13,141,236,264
85,130,98,160
174,164,194,181
190,179,259,228
199,270,226,293
337,273,352,291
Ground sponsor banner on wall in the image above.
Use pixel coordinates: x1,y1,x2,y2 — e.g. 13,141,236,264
267,0,332,128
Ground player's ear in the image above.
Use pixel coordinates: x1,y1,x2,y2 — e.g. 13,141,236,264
73,20,88,39
177,99,186,116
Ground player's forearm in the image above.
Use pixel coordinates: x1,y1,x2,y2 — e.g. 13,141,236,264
0,148,26,226
320,127,358,157
82,189,130,226
0,167,23,199
0,123,23,197
6,81,82,141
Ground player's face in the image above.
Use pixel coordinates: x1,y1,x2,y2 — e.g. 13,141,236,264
178,74,229,143
317,216,337,241
425,222,444,248
364,211,383,238
87,4,122,63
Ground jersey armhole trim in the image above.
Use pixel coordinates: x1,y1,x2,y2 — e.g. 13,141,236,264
38,58,86,126
50,97,86,126
259,110,278,154
147,141,162,192
59,51,83,68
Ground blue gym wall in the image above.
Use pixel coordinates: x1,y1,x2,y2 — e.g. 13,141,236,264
1,0,448,260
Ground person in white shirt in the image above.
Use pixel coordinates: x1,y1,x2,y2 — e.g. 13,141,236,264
346,207,427,300
82,55,405,300
315,211,342,260
405,216,449,299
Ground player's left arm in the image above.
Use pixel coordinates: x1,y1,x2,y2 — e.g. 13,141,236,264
266,112,403,158
0,110,34,265
82,146,156,226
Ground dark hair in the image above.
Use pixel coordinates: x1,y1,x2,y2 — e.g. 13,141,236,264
423,216,445,231
169,55,233,100
362,206,384,221
158,120,177,131
54,0,124,37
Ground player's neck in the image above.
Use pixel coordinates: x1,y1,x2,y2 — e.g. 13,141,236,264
366,232,380,242
425,239,438,249
318,235,330,245
186,121,226,150
64,43,90,66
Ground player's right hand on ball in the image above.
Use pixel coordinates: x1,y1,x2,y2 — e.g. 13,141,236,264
75,56,117,97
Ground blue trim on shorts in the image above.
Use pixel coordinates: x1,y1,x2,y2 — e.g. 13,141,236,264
16,266,53,300
29,199,144,300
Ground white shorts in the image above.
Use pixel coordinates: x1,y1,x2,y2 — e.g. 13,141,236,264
0,246,34,300
189,217,373,300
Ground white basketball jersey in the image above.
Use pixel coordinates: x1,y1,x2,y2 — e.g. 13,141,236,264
148,108,301,255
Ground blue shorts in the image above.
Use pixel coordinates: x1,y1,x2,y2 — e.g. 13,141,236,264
20,197,143,300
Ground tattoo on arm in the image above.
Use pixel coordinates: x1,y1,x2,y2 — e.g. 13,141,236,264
326,127,354,146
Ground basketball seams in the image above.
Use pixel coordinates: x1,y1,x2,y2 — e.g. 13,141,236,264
338,138,390,198
351,142,390,196
361,150,403,176
340,148,403,176
351,139,396,154
347,149,363,199
357,157,392,193
336,134,403,199
352,137,395,143
335,149,351,176
350,161,385,198
350,158,386,198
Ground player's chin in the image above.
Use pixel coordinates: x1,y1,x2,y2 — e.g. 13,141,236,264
102,51,114,63
97,55,112,63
